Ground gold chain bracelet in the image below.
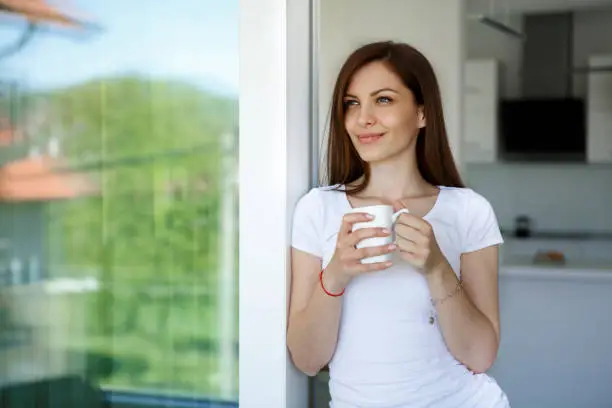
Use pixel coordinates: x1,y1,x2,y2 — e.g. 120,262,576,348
430,278,463,307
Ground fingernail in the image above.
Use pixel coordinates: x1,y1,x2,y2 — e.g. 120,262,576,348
385,261,393,267
366,214,374,219
382,228,391,234
388,244,397,250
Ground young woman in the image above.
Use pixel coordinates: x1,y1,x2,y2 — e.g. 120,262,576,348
287,41,511,407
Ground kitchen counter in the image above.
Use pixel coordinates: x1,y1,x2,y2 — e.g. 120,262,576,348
501,230,612,241
501,257,612,281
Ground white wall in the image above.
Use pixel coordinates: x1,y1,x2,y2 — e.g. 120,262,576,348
318,0,466,176
466,163,612,232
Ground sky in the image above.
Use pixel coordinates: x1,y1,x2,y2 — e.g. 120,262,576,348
0,0,239,95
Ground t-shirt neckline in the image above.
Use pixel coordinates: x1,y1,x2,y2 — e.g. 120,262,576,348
341,185,445,220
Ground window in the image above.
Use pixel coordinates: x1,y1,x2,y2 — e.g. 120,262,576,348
1,1,312,406
0,0,238,404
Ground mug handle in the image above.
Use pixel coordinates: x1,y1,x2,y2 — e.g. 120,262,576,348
391,208,410,224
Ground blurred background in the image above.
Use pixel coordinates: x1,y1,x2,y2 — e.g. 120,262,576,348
0,0,238,406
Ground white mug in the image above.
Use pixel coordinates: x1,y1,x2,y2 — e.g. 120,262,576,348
348,205,409,264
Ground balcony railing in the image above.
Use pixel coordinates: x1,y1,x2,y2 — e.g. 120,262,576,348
104,389,238,408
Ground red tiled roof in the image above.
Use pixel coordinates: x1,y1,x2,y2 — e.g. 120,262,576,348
0,155,100,202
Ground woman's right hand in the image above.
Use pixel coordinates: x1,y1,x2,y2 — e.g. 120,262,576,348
323,212,396,293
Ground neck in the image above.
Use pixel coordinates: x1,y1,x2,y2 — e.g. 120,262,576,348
359,147,433,201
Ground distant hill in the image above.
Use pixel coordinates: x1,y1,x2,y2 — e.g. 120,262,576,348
21,75,238,165
34,74,238,275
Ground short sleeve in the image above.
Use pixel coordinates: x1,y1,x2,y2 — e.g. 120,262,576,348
291,188,323,258
462,189,504,253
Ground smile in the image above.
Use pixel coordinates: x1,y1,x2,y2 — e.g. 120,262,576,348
357,133,385,144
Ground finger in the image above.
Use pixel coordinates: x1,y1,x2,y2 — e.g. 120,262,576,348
396,212,429,232
397,250,419,264
395,236,419,254
346,227,390,247
394,224,423,244
354,260,393,273
339,212,373,236
350,243,396,261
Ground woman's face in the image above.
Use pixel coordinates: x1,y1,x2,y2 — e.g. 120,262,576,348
343,61,425,164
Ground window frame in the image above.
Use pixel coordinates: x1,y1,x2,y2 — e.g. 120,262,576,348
238,0,314,407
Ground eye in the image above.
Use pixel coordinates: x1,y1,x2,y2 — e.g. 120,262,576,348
343,99,359,108
377,96,393,104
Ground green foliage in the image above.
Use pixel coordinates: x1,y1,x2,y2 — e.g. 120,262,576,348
36,76,239,398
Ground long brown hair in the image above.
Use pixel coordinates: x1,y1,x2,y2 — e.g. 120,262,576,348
324,41,464,194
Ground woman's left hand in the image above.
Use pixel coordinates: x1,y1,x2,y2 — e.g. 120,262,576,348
393,201,445,274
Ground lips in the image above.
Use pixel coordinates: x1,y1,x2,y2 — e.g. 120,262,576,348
357,133,385,144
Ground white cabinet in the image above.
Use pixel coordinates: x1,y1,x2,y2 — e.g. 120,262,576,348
463,59,498,163
587,55,612,163
491,268,612,408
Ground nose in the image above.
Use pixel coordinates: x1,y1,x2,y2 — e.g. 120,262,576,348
356,104,376,128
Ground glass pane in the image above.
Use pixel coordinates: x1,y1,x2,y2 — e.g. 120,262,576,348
0,0,238,403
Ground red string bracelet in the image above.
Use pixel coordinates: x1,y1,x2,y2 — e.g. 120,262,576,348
319,269,345,297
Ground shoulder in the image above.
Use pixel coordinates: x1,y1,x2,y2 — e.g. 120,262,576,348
440,187,502,252
295,186,322,208
292,185,346,257
440,186,494,214
293,185,346,225
295,184,345,208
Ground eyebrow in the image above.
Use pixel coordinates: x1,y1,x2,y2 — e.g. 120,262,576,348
344,88,399,98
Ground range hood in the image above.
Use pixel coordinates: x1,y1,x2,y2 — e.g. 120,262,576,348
470,14,525,39
498,12,587,163
522,12,574,98
521,11,612,97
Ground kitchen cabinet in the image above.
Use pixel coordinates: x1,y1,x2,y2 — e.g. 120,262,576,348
490,265,612,408
587,55,612,163
463,59,499,164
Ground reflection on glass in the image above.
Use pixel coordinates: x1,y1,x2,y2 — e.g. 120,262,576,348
0,0,238,403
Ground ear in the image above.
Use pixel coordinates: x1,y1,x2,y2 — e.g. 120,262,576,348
417,106,426,129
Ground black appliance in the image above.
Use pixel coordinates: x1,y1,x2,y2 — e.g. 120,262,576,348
514,215,533,238
498,98,586,162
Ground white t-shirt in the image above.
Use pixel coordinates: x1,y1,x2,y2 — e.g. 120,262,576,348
291,185,511,408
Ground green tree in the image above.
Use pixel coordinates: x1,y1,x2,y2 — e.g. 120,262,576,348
37,76,238,395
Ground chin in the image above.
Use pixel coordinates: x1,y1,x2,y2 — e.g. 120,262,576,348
357,149,394,164
359,140,415,163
